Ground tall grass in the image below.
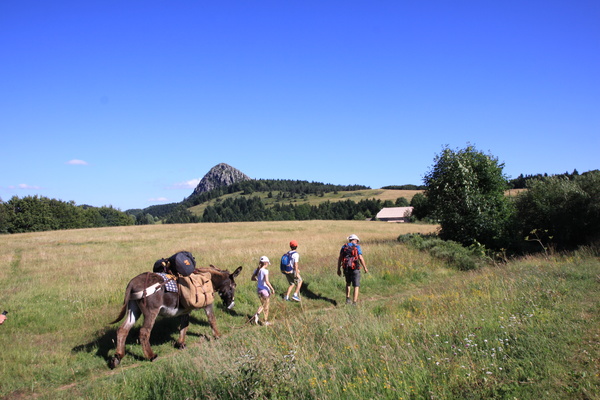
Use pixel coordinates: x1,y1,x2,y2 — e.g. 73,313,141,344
0,221,598,399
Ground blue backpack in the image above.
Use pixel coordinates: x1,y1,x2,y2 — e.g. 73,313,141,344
280,251,297,274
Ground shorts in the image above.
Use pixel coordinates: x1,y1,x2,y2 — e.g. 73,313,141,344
285,272,302,285
344,268,361,287
258,289,270,298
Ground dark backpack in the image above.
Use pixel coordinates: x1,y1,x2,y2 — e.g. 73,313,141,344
153,258,169,273
341,243,359,270
280,251,297,274
168,251,196,277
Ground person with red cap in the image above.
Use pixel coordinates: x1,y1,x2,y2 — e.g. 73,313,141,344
283,240,302,301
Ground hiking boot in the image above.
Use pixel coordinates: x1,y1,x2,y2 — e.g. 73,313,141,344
292,294,301,302
345,297,352,304
253,314,259,325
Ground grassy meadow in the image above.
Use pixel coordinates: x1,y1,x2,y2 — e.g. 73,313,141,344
0,221,598,399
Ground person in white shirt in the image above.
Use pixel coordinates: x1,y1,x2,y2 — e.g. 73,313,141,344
251,256,276,325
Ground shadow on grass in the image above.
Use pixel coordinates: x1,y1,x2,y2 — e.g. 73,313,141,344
299,281,338,306
71,306,241,364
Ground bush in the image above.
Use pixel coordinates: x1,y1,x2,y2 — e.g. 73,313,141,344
398,233,489,270
513,171,600,250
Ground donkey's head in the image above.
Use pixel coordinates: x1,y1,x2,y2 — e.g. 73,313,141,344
213,266,242,310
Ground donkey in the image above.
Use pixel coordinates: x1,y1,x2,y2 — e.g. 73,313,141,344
109,265,242,369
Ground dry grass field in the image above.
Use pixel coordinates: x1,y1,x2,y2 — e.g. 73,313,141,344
1,220,598,400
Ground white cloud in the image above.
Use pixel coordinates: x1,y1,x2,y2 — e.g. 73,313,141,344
148,197,169,203
9,183,42,190
169,178,201,190
66,159,88,165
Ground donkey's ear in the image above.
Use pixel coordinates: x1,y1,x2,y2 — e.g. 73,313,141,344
231,266,242,279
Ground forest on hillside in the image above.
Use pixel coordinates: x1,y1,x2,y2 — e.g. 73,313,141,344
185,179,370,207
127,179,373,224
200,197,409,223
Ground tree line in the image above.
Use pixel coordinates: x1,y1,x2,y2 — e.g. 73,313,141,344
0,195,135,234
416,145,599,253
184,179,370,207
508,169,581,189
200,197,409,223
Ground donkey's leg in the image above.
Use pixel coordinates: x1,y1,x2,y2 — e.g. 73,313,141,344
139,308,160,361
175,313,190,349
110,301,141,369
204,304,221,338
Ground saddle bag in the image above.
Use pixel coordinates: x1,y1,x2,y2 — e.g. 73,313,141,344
178,272,214,309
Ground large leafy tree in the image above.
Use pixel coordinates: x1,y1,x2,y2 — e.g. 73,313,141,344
424,145,513,248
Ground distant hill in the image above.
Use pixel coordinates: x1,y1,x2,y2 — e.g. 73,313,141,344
129,163,421,224
189,163,251,196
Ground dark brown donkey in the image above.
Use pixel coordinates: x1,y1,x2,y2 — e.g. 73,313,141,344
109,265,242,369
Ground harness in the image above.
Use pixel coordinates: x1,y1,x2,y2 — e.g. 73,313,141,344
132,273,177,300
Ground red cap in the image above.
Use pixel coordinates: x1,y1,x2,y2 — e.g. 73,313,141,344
290,240,298,247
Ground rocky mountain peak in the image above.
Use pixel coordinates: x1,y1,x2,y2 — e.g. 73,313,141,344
191,163,251,195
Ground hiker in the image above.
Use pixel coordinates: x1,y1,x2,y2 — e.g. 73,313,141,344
251,256,275,326
337,234,368,305
282,240,302,302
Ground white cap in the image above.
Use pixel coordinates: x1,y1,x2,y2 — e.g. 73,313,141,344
259,256,270,264
348,234,360,242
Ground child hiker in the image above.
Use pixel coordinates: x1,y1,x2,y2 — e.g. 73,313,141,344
251,256,275,326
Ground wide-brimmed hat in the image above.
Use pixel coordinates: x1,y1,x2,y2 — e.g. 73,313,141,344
348,234,360,242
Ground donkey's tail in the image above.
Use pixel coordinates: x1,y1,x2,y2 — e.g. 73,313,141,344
109,281,134,324
109,304,127,325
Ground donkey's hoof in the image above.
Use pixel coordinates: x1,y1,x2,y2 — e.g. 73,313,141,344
109,357,120,369
150,354,158,362
175,342,186,350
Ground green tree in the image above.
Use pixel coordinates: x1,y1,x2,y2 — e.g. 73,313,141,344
165,205,199,224
410,192,431,220
5,195,54,233
514,171,600,249
395,197,409,206
0,199,14,234
424,145,513,248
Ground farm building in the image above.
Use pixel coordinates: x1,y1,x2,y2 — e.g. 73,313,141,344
376,207,414,223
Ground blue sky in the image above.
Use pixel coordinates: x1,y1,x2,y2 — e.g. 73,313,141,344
1,1,598,211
